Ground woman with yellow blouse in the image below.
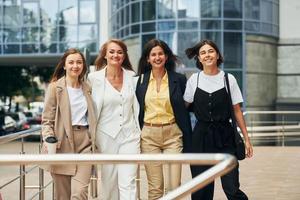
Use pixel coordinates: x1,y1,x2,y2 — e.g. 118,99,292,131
136,39,192,200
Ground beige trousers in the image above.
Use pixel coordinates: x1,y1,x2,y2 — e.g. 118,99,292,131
51,128,92,200
141,123,183,200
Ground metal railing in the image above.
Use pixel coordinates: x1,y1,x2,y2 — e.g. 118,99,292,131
244,111,300,146
0,153,237,200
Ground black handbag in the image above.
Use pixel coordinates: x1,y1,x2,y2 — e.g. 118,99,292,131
224,73,246,160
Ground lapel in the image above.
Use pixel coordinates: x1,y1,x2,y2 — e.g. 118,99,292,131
168,70,177,97
91,67,106,122
139,71,151,106
56,77,73,143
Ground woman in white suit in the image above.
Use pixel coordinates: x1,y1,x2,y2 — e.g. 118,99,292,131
88,39,141,200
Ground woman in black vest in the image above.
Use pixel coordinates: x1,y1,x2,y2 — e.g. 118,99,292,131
184,39,253,200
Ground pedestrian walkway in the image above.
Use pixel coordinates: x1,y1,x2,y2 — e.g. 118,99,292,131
0,141,300,200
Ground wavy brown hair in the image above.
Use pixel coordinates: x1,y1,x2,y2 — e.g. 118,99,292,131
50,48,87,82
94,39,133,71
185,39,224,70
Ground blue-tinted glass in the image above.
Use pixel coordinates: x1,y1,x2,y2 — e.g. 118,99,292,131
3,27,21,42
224,20,242,30
22,27,39,42
125,5,130,24
178,20,198,30
142,22,155,32
40,43,57,53
59,0,78,25
142,1,155,21
3,44,20,54
178,0,199,18
201,32,221,48
224,0,242,18
245,22,260,32
3,3,21,26
41,25,57,43
78,25,97,42
224,32,242,69
261,1,272,22
244,0,259,20
272,3,279,25
158,0,175,19
226,70,243,91
79,1,96,23
158,21,175,31
22,44,39,53
158,32,175,51
23,2,39,25
40,0,58,26
131,2,140,23
142,34,155,47
201,0,221,18
78,42,97,52
58,26,77,42
201,20,221,30
178,32,199,68
131,24,140,34
261,23,272,33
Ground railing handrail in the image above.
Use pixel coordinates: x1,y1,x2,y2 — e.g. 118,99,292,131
0,127,41,145
244,111,300,115
0,153,237,200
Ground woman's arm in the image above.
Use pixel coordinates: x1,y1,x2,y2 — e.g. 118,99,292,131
41,83,57,141
233,104,253,158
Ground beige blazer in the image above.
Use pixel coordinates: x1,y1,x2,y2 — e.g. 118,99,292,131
41,76,96,175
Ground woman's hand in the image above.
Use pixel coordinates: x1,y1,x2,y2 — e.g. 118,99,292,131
245,139,253,158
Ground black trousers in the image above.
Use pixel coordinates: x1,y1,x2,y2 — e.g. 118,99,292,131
190,163,248,200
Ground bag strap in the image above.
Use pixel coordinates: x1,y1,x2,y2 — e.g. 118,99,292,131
224,73,238,131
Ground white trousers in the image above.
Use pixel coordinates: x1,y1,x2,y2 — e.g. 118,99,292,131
97,129,140,200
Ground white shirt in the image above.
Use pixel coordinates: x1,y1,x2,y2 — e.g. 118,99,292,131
184,70,243,105
67,86,88,126
98,75,138,138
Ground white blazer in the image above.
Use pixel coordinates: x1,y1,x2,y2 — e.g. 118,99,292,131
87,66,141,139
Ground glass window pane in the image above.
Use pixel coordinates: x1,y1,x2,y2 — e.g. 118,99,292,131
22,44,39,53
224,0,242,18
244,0,259,20
131,24,140,34
178,0,199,18
59,0,78,25
40,0,58,26
59,42,73,53
142,22,155,32
131,2,140,23
142,34,155,47
40,25,57,43
224,20,242,30
158,21,175,31
201,20,221,30
178,20,198,30
178,32,199,68
226,70,243,90
40,43,57,53
78,42,97,53
79,1,96,23
201,0,221,18
3,44,20,54
22,27,39,42
142,1,155,21
3,2,21,26
157,32,175,51
201,32,221,48
125,5,130,25
23,2,39,25
261,23,272,33
245,22,260,31
157,0,176,19
58,26,78,42
3,27,21,42
261,1,272,22
78,25,97,42
224,32,242,69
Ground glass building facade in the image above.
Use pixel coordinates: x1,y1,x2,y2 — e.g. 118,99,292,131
109,0,279,98
0,0,98,60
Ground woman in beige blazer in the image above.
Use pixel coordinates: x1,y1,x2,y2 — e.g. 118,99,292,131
42,48,96,200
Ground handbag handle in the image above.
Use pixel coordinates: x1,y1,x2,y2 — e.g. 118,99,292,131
224,73,238,131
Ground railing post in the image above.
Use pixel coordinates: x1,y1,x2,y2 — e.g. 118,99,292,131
19,138,25,200
282,115,285,147
39,139,44,200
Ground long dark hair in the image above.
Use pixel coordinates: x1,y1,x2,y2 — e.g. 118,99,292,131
94,39,133,71
137,39,179,75
185,39,224,70
51,48,87,82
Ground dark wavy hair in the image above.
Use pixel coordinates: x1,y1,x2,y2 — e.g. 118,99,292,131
185,39,224,70
94,39,133,71
51,48,87,82
137,39,179,75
